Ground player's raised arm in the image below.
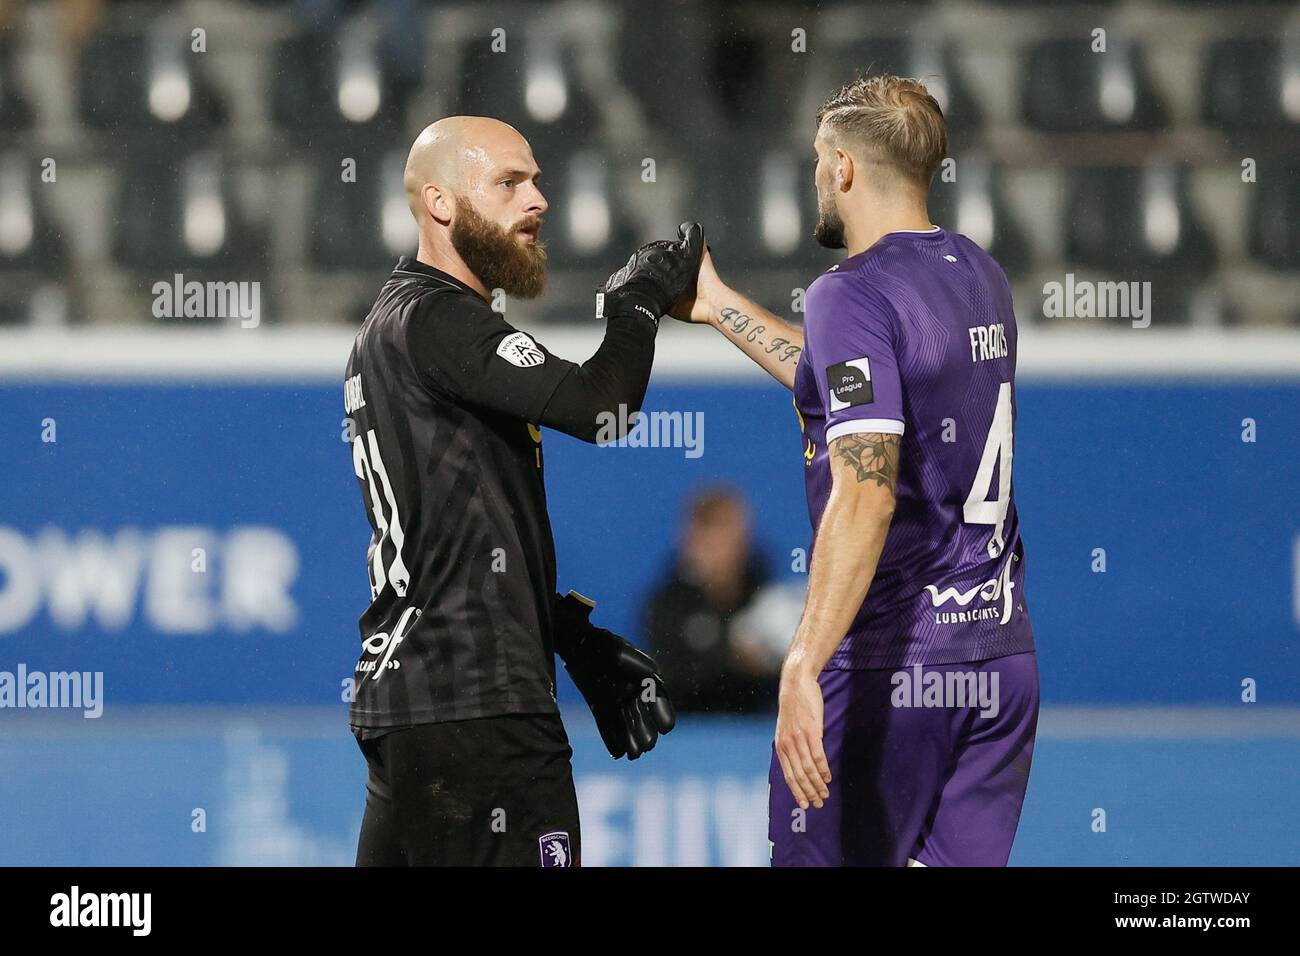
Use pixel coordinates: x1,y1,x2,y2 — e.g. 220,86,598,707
536,222,705,442
776,430,899,810
408,223,704,445
669,243,805,390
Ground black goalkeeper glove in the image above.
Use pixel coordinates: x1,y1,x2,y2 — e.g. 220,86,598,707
596,221,705,327
553,590,676,760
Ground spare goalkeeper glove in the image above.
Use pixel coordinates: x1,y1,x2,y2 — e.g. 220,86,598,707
553,590,676,760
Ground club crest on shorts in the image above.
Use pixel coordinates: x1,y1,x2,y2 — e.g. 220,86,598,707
496,331,545,368
538,831,572,867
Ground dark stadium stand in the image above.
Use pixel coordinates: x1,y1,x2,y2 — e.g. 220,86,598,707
1065,164,1216,275
0,0,1292,328
1063,163,1223,325
1249,165,1300,272
927,159,1029,279
0,35,33,133
454,30,603,161
308,146,416,271
1021,36,1169,133
1202,38,1300,137
271,28,411,141
78,31,226,136
530,145,640,266
696,135,839,278
0,148,69,327
112,151,269,322
0,151,66,273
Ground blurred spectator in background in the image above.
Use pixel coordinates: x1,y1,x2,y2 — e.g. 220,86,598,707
644,484,803,714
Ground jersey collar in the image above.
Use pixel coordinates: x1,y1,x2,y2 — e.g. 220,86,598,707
831,226,947,272
392,256,481,296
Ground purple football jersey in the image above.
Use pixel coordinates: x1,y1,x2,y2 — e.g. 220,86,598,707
793,226,1035,668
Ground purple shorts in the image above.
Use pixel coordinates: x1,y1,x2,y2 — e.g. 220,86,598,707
768,651,1039,866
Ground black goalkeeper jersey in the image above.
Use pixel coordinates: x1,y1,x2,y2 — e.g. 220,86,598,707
345,257,592,730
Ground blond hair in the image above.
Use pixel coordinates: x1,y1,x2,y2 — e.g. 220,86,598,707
816,74,948,187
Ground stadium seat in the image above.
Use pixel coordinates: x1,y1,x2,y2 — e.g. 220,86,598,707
1064,164,1216,276
1247,165,1300,271
0,149,69,327
1022,37,1169,132
1202,38,1300,135
113,151,265,278
0,34,33,133
531,146,639,266
0,0,1284,332
309,147,416,272
699,10,807,136
928,160,1029,276
695,137,837,276
270,27,411,142
455,31,602,161
78,31,225,135
614,0,717,141
0,152,67,274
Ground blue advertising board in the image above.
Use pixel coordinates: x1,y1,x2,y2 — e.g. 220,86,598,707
2,378,1296,707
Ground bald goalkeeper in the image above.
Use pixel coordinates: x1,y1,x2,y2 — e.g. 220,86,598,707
344,117,698,866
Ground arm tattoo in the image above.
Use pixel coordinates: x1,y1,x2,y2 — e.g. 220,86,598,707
765,336,802,363
832,433,900,488
717,307,803,364
717,306,750,334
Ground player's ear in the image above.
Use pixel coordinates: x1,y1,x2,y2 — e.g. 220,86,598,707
836,149,854,193
426,183,453,226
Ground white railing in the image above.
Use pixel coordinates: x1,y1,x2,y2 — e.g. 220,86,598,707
1,325,1299,381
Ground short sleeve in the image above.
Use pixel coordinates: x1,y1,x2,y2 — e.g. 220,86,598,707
406,292,576,421
804,274,905,443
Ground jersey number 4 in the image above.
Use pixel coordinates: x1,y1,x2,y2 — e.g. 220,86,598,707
353,429,410,599
962,381,1014,559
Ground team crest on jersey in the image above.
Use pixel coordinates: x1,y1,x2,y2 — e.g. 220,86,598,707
827,357,873,410
496,332,545,368
539,831,573,867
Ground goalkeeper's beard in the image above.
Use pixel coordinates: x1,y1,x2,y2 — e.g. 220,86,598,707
451,198,547,299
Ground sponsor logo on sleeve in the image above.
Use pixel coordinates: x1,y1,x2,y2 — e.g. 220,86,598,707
496,331,546,368
826,357,873,411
